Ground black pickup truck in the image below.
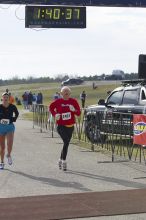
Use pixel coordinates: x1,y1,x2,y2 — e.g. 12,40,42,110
85,79,146,143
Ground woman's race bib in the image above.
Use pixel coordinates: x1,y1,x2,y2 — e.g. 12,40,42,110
0,119,10,125
62,112,71,120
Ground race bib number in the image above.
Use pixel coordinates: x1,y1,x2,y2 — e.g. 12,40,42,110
62,112,71,120
0,119,10,125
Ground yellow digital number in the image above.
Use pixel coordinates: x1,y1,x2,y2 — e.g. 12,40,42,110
45,9,52,19
53,8,60,19
34,8,40,19
66,8,72,20
74,9,80,19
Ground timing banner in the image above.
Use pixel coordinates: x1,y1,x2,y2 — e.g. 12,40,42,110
133,114,146,145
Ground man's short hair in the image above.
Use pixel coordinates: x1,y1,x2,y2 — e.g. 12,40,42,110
61,86,71,93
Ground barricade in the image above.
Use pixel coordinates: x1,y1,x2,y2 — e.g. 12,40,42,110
32,104,146,164
33,104,49,132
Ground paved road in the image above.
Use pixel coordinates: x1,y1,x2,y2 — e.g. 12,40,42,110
0,117,146,219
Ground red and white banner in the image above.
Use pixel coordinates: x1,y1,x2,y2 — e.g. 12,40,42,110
133,114,146,145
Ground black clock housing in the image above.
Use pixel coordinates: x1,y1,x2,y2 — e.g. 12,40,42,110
25,5,86,28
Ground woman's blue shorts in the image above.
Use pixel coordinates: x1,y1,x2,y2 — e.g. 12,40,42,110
0,123,15,135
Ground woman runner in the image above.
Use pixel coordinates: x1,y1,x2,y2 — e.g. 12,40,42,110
0,92,19,169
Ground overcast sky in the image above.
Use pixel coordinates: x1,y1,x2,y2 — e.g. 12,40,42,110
0,4,146,79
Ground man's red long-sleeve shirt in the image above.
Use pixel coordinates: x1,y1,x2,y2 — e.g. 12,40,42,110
49,98,81,126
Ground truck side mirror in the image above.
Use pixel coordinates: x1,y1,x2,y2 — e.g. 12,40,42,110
98,99,105,105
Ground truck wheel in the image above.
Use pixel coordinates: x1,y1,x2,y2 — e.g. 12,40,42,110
85,120,106,144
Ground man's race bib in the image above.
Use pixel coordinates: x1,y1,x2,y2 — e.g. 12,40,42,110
62,112,71,120
0,119,10,125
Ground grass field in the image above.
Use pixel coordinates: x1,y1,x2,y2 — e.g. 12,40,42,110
2,80,120,107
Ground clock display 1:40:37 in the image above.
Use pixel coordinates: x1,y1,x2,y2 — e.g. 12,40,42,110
35,8,81,20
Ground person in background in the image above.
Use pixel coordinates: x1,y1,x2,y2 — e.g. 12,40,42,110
28,91,33,111
32,93,37,105
80,90,87,109
37,92,43,104
92,82,97,90
49,86,81,171
22,92,28,109
9,93,15,104
107,90,111,95
53,92,61,100
0,92,19,169
15,96,21,105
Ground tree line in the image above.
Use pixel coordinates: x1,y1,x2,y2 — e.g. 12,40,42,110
0,73,138,86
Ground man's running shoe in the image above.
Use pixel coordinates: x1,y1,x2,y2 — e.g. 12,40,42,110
58,159,62,169
7,155,12,165
0,163,4,170
62,160,67,171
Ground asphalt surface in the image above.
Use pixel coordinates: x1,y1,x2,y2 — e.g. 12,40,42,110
1,117,146,219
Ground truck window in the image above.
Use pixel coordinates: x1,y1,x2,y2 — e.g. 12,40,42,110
141,90,146,100
106,91,123,105
122,90,138,105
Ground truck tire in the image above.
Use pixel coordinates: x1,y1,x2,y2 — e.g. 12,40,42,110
85,120,106,144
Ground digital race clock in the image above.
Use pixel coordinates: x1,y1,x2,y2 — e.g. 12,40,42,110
25,6,86,28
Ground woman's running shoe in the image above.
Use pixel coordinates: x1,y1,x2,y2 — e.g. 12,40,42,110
6,155,12,165
0,163,4,170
